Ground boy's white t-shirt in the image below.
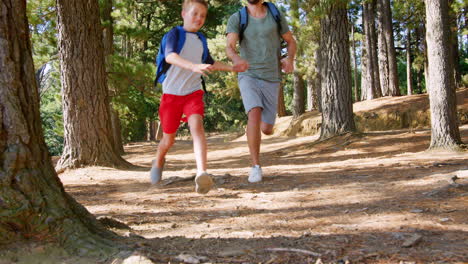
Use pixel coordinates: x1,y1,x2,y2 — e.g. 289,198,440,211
162,32,210,96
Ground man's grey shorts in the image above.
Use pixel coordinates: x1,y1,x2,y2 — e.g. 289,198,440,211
238,75,280,125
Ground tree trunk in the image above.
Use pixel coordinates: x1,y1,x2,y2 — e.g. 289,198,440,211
361,1,381,100
144,13,152,51
0,1,122,256
292,72,305,117
448,0,461,88
407,27,413,95
110,108,125,154
149,120,156,141
290,0,305,117
380,0,400,96
377,0,390,96
277,84,287,117
425,0,462,149
315,44,323,112
56,0,131,171
351,23,359,102
361,2,372,100
306,75,319,111
101,0,125,155
369,0,382,98
101,0,113,64
155,121,164,141
416,23,429,94
320,3,355,139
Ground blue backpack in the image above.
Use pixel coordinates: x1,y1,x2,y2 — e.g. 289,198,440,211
155,26,210,89
238,2,282,44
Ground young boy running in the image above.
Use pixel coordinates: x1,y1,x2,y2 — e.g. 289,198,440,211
150,0,243,194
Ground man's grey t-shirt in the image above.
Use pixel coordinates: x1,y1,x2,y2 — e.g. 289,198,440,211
226,7,289,82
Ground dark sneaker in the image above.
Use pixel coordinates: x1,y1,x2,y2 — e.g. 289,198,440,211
150,160,162,184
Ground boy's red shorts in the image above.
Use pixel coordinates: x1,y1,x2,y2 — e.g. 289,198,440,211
159,90,204,134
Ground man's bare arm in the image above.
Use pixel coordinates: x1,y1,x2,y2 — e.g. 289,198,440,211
226,33,249,72
281,31,297,73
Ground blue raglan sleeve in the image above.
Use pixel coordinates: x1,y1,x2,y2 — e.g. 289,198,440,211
164,29,179,57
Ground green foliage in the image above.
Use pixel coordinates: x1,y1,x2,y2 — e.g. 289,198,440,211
27,0,57,69
28,0,64,155
27,0,467,151
462,52,468,86
109,55,159,142
39,66,64,156
282,74,294,114
204,24,247,132
204,94,246,132
397,58,408,95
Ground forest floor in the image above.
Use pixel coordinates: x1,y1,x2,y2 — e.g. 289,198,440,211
2,89,468,264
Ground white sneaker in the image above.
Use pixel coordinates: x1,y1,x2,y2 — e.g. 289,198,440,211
248,165,262,183
195,172,214,194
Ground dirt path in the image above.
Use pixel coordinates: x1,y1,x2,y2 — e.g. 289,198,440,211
54,125,468,263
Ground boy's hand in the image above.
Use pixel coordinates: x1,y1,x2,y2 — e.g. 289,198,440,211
191,63,213,76
281,57,294,73
233,58,249,72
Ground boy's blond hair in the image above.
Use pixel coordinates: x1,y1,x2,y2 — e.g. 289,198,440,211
183,0,208,10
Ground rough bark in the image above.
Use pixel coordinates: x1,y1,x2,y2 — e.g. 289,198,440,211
319,3,355,139
56,0,131,171
277,84,287,117
416,24,428,94
361,1,381,100
102,0,124,155
149,120,156,141
448,0,461,88
425,0,462,149
101,0,114,63
379,0,400,96
306,74,319,111
0,0,122,256
351,23,359,102
110,108,124,154
292,72,305,117
315,43,323,112
369,0,382,98
290,0,305,117
155,121,164,141
376,0,390,96
406,28,413,95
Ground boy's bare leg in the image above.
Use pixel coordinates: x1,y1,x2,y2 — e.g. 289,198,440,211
188,114,207,173
151,132,176,184
155,132,176,167
188,114,213,194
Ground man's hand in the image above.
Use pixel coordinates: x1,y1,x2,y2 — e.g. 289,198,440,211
233,58,249,72
281,57,294,73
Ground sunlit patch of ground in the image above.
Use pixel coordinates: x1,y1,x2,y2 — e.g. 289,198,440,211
53,124,468,263
7,91,466,263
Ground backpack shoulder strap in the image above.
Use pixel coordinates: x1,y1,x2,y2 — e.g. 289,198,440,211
264,2,282,34
238,6,248,44
155,26,186,84
196,32,209,63
175,26,187,53
196,32,209,95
